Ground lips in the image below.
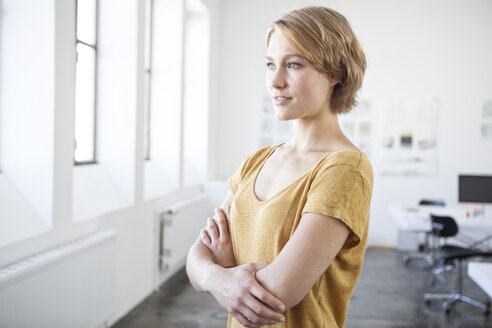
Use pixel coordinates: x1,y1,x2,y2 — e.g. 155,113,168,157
273,96,293,105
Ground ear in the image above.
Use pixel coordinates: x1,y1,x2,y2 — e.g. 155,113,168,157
329,75,340,87
327,74,339,88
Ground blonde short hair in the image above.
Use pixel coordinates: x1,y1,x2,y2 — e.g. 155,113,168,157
266,6,366,114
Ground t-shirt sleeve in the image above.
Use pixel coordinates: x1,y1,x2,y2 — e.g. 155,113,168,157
302,163,373,248
227,152,254,195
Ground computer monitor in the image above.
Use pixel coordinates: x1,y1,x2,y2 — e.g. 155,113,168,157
458,175,492,204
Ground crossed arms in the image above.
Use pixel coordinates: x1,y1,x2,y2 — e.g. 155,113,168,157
186,190,350,327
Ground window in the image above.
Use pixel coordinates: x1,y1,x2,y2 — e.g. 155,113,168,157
75,0,98,164
182,0,210,187
143,0,184,199
73,0,138,220
0,1,3,173
0,0,55,246
143,0,210,199
143,0,153,161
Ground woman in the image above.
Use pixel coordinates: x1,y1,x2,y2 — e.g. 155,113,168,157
186,6,373,328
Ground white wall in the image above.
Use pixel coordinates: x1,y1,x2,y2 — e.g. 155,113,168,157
0,0,216,326
213,0,492,247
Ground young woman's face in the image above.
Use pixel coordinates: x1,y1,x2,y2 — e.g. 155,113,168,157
265,32,336,120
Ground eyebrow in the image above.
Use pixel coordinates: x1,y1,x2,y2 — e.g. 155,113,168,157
265,54,307,61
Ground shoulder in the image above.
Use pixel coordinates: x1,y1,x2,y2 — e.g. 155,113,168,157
233,144,281,178
318,149,373,187
247,144,276,158
242,143,279,164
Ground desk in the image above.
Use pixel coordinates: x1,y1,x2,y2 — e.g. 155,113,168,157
389,205,492,233
468,262,492,298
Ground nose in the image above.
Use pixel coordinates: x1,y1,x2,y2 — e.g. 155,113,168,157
269,67,287,90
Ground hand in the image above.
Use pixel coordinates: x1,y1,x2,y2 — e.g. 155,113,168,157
207,262,286,327
201,207,236,268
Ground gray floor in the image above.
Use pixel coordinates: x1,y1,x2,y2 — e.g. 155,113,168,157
113,249,492,327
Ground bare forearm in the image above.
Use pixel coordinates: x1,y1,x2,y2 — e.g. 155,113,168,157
255,269,294,308
255,213,351,310
189,229,286,326
255,267,304,310
186,237,218,293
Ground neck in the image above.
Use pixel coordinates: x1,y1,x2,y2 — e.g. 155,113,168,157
287,110,346,153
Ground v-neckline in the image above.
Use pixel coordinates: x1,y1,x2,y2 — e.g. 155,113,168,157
252,143,351,204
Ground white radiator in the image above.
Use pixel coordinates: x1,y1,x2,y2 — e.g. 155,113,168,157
158,193,214,275
0,230,116,328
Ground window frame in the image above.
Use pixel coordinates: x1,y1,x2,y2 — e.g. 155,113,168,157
143,0,154,161
74,0,99,165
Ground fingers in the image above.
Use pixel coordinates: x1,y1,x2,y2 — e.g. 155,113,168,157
210,262,284,327
225,205,231,220
200,228,211,247
249,283,286,314
231,310,261,328
225,206,232,236
245,262,285,313
232,301,282,327
234,307,279,327
215,208,230,238
206,217,219,241
242,293,285,323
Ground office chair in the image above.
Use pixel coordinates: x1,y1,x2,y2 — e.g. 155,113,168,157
403,199,445,267
419,199,446,206
424,214,492,315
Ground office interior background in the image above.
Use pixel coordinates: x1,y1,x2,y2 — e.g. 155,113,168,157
1,0,492,327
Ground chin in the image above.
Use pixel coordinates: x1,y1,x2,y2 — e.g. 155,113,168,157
274,108,297,121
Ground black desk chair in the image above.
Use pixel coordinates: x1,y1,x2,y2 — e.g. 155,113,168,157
403,199,445,267
424,214,492,314
419,199,446,206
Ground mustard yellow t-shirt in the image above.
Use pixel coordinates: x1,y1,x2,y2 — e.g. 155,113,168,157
226,143,374,328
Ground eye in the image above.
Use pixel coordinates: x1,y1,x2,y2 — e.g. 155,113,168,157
287,62,302,69
265,62,275,70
